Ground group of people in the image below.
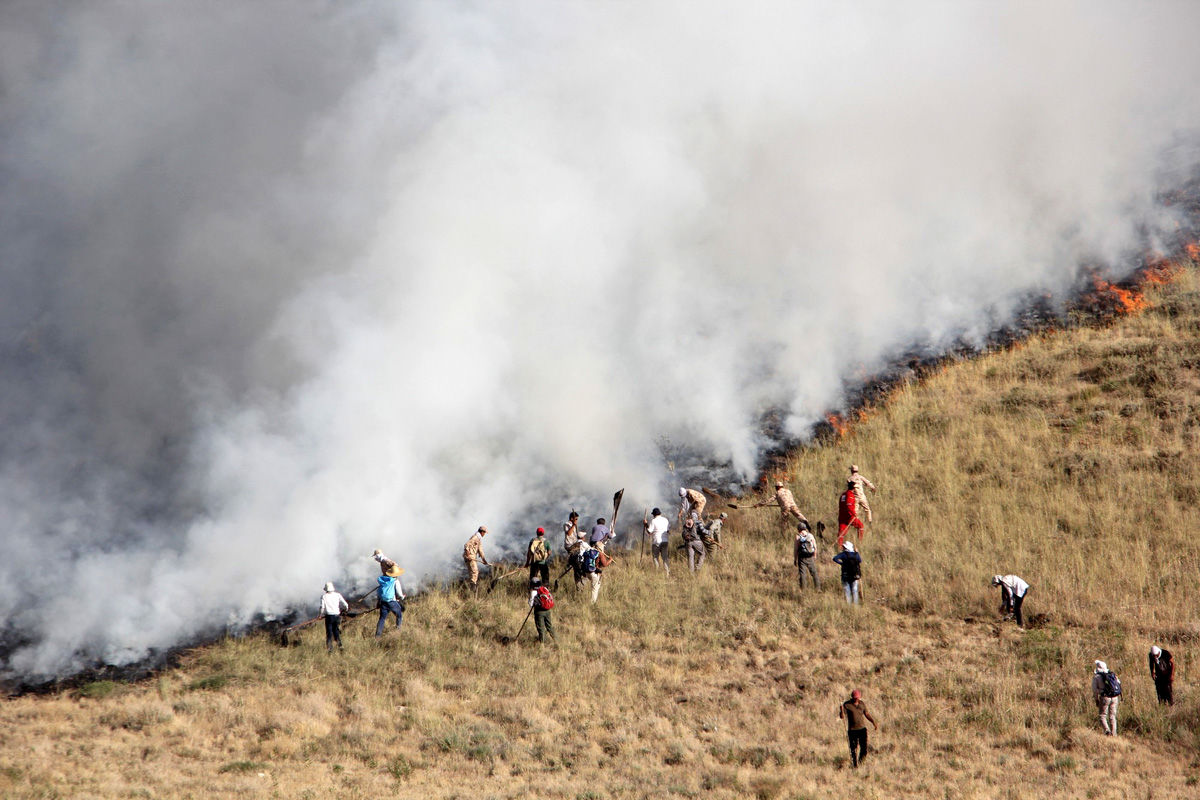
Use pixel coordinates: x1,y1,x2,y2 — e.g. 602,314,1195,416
311,459,1182,751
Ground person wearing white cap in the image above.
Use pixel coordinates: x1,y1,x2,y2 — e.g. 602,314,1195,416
991,574,1030,628
1091,660,1122,735
847,465,877,523
832,541,862,604
1148,645,1175,705
677,487,707,527
319,582,349,653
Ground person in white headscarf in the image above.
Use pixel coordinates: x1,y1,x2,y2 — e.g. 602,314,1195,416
677,487,706,526
1091,660,1121,736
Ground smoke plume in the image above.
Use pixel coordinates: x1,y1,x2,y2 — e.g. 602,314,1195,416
2,0,1198,679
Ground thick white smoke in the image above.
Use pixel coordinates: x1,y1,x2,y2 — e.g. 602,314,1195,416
2,0,1198,679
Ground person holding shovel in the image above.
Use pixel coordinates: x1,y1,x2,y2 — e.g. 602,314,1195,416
774,481,809,529
463,526,491,593
319,582,349,653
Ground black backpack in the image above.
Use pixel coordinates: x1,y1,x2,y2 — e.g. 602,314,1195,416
1101,671,1122,697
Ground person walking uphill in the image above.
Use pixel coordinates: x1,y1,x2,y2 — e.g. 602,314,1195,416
525,527,550,585
644,507,671,575
832,541,862,604
1149,645,1175,705
837,480,865,546
1092,660,1122,736
319,582,349,652
794,522,819,590
991,574,1030,628
838,689,878,768
847,464,877,523
528,577,556,643
375,569,406,637
462,526,490,594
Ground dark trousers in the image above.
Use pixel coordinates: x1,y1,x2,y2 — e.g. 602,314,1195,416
534,608,555,642
324,615,342,650
529,562,549,585
848,728,868,766
1012,591,1026,628
1155,679,1174,705
375,600,404,636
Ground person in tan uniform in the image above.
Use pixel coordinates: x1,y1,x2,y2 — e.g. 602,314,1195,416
847,464,877,523
774,481,809,527
677,487,707,526
462,526,490,592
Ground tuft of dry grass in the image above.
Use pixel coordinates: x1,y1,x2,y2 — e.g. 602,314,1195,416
3,264,1200,799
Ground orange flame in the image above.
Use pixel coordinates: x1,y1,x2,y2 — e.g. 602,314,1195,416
1186,242,1200,262
825,413,850,438
1087,275,1148,315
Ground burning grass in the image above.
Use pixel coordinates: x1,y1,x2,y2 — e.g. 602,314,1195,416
3,266,1200,799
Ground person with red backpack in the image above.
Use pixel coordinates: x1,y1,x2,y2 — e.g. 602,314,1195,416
528,577,556,643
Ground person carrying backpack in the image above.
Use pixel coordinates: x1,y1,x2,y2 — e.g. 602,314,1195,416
1091,660,1121,736
681,518,706,572
525,527,551,585
375,570,407,637
528,577,556,643
793,522,819,590
832,541,862,604
577,543,609,603
319,582,349,653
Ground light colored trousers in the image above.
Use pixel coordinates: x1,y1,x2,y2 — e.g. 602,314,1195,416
686,540,706,572
843,579,861,604
1098,697,1119,735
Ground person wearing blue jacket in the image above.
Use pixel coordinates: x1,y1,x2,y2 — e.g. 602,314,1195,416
375,571,406,637
832,541,862,604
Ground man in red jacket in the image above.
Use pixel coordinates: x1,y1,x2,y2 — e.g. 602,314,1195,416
837,480,865,547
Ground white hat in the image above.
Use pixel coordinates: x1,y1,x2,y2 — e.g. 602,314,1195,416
372,549,381,556
991,575,1002,586
843,541,855,552
323,582,335,592
775,480,784,488
1094,660,1108,672
1150,646,1162,657
850,464,859,472
679,487,687,496
719,512,727,519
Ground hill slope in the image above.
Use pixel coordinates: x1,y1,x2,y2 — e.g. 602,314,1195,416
4,266,1200,800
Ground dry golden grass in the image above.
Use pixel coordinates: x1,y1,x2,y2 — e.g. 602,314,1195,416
3,265,1200,800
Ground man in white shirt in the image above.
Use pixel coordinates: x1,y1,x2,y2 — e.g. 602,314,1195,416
644,507,671,574
991,574,1030,628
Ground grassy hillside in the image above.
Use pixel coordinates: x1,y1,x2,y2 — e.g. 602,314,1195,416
4,265,1200,800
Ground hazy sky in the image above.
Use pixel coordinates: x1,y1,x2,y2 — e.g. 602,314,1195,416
2,0,1198,678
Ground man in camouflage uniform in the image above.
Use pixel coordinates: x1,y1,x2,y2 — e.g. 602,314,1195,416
462,526,490,593
678,487,707,527
774,481,809,528
848,464,877,523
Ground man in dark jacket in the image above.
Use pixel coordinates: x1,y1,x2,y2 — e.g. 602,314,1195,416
832,541,862,604
1149,645,1175,705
